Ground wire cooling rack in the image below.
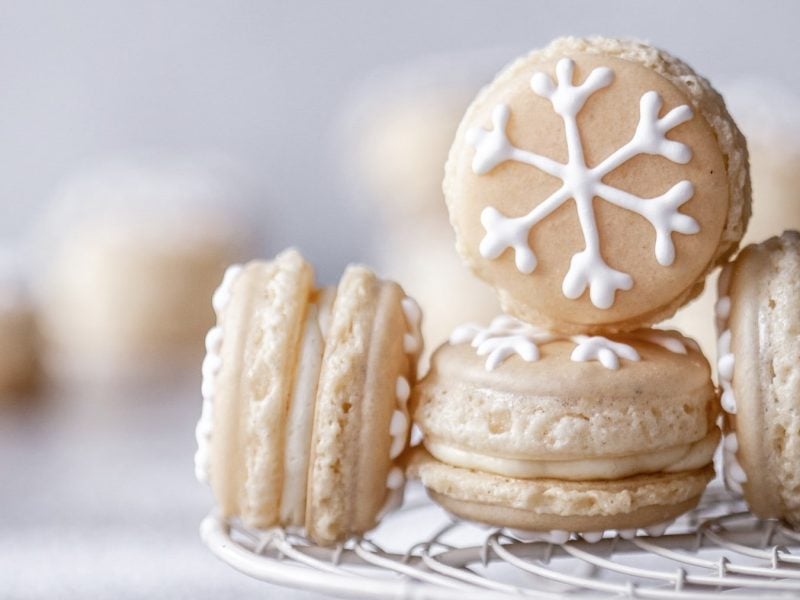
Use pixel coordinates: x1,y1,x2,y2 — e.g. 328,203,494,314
201,483,800,599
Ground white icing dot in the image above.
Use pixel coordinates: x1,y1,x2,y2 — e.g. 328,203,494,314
200,377,215,402
449,323,481,345
205,326,223,353
715,296,731,321
467,57,697,309
409,424,424,446
195,403,213,437
211,264,243,315
386,466,405,490
400,297,422,355
201,353,222,381
389,410,407,436
716,329,737,414
617,529,637,540
727,460,747,484
632,330,689,355
389,410,408,460
580,531,604,544
723,432,747,495
718,353,735,381
395,376,410,406
507,529,570,544
643,521,672,537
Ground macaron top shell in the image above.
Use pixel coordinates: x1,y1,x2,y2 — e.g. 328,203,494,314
445,36,750,332
719,230,800,522
414,330,717,460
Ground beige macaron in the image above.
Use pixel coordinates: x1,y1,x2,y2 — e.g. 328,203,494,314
0,251,38,397
194,249,422,544
408,317,718,534
0,297,37,397
716,230,800,525
444,36,750,334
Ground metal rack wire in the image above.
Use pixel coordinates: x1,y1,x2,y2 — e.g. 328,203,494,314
201,483,800,599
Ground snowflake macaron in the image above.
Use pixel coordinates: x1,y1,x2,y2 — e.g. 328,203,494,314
444,36,750,333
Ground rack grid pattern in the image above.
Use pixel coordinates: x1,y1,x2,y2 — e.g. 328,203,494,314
201,486,800,599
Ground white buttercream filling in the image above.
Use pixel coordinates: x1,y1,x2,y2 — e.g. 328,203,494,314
425,429,719,482
279,305,324,524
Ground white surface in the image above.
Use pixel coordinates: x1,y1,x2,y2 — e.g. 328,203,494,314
0,378,321,599
203,485,800,598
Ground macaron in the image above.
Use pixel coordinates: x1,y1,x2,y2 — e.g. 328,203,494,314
34,157,252,379
0,299,37,397
444,36,750,333
716,230,800,524
408,316,718,535
194,248,422,544
0,250,38,397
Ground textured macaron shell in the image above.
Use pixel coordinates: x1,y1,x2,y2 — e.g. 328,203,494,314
305,266,415,544
210,250,314,526
723,231,800,523
408,447,713,531
414,336,718,461
445,36,750,333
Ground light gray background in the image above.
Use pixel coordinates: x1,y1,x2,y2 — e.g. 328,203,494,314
1,2,799,598
1,0,798,279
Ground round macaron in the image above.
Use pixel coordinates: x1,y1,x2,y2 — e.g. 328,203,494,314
716,230,800,525
444,36,750,333
194,248,422,544
0,291,37,397
408,317,718,535
34,157,255,380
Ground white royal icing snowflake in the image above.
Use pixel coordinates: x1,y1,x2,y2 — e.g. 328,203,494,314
450,315,557,371
467,57,700,309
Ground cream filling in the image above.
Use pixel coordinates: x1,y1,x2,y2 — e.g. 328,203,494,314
425,429,720,481
279,304,325,525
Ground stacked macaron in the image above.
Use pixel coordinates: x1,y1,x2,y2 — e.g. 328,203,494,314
194,249,422,544
408,36,752,538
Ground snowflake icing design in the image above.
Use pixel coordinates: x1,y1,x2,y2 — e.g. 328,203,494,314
451,316,699,372
450,315,557,371
451,315,648,372
466,58,700,309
